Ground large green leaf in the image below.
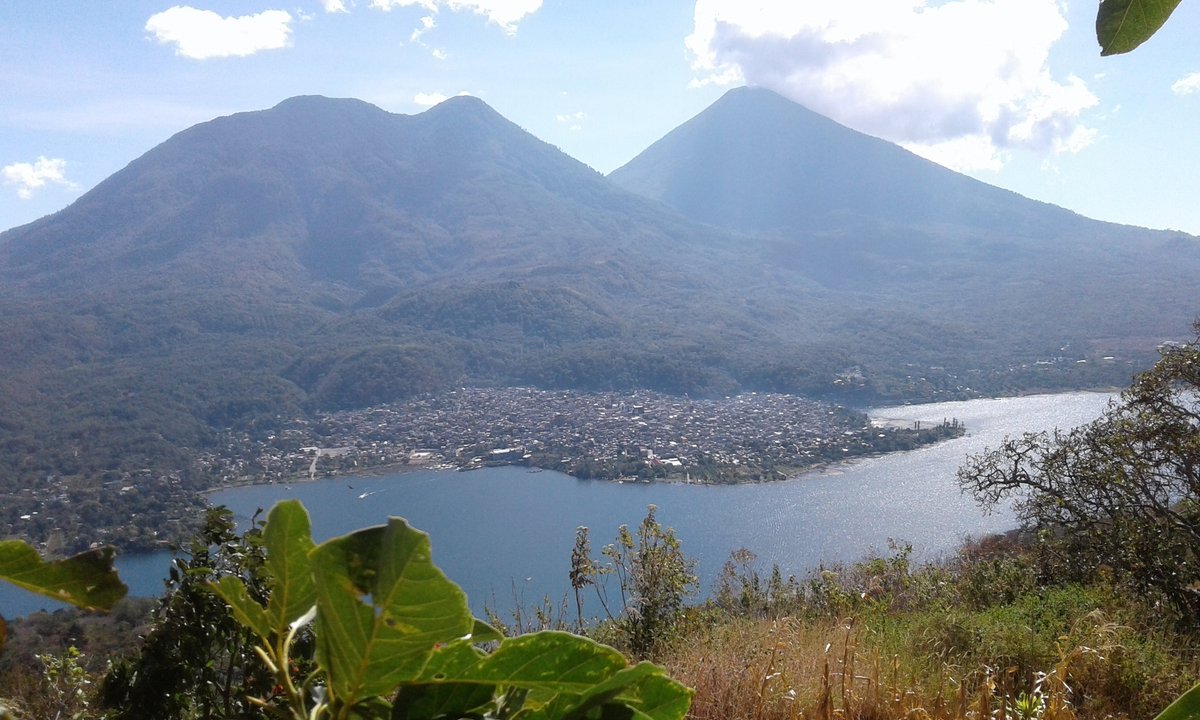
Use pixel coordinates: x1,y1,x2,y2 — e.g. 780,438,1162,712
210,576,273,641
0,541,126,612
263,500,317,630
471,617,504,644
418,633,626,688
411,633,692,720
1096,0,1182,55
310,518,475,708
1155,680,1200,720
533,662,693,720
392,681,496,720
209,501,317,643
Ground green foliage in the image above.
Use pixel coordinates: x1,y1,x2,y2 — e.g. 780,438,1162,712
924,585,1108,672
954,554,1038,612
575,507,698,659
768,539,1196,719
207,500,691,720
1097,0,1183,55
712,548,764,616
36,646,91,720
0,646,96,720
569,526,604,632
1156,680,1200,720
286,344,460,411
959,325,1200,619
711,549,798,618
0,542,126,615
100,507,275,720
0,541,126,653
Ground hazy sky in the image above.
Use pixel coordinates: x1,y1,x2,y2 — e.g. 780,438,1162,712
2,1,1198,234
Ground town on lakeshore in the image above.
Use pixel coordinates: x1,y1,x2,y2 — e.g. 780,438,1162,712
201,387,963,486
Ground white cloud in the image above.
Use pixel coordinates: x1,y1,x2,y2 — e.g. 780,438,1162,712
322,0,350,12
370,0,540,34
1172,72,1200,96
688,65,742,89
371,0,437,10
687,0,1098,172
431,48,448,59
3,157,77,200
448,0,541,33
414,91,449,106
414,90,472,106
556,111,585,132
410,15,436,42
145,6,293,60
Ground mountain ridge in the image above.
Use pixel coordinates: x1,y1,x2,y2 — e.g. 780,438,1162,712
609,85,1097,236
0,94,743,301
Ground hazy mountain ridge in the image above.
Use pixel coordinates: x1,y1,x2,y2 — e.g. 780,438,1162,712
610,86,1198,344
610,86,1091,235
0,95,736,299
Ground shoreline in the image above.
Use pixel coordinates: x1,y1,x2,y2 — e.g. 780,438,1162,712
202,388,1115,497
202,460,445,495
204,428,965,494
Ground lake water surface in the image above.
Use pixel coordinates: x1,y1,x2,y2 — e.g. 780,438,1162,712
1,392,1113,618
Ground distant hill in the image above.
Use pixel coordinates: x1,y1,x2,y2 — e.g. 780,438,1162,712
1,95,730,295
0,89,1197,550
610,85,1199,346
609,86,1088,235
0,93,782,391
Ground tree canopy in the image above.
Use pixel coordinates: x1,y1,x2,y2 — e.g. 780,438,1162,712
960,324,1200,616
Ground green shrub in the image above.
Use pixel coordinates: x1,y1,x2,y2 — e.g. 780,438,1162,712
204,500,692,720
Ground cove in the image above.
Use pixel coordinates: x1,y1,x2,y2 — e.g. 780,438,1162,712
1,391,1112,618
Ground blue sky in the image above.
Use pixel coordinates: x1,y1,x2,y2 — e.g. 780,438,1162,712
2,1,1198,235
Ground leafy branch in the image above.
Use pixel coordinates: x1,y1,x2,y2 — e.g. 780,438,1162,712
208,500,692,720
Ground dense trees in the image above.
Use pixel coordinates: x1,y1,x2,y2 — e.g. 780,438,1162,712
959,323,1200,617
99,508,273,719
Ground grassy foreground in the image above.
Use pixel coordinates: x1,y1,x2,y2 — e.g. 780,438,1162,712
644,538,1199,720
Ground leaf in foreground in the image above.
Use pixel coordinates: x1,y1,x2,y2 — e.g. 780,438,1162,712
210,576,274,642
263,499,317,630
409,632,692,720
209,500,318,644
0,540,127,612
1155,680,1200,720
1096,0,1182,55
310,518,475,707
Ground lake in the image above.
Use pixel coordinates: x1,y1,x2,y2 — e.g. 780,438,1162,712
1,391,1113,618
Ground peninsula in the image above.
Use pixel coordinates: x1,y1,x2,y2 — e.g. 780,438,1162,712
201,387,962,485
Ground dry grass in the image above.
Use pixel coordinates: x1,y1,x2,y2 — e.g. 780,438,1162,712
660,614,1151,720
